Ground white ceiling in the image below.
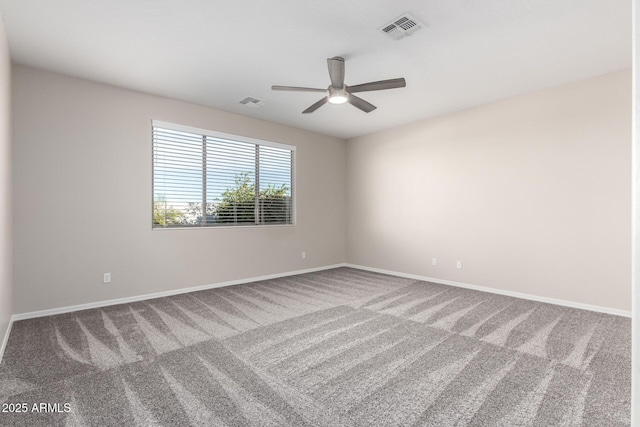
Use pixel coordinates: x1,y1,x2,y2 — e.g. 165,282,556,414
0,0,631,139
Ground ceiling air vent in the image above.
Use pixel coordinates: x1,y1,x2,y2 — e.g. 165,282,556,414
239,96,266,108
380,13,424,40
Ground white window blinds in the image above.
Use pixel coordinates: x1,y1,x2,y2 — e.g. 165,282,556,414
152,121,294,228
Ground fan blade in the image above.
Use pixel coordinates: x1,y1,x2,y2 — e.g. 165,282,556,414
348,94,376,113
347,78,406,93
327,57,345,89
302,97,328,114
272,85,326,92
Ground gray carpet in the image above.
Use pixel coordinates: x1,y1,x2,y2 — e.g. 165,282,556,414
0,267,630,426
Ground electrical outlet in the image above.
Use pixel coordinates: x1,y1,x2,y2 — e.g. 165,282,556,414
432,258,437,266
301,252,306,259
103,272,111,283
456,261,462,269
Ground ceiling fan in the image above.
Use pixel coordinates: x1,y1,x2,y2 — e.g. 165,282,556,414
272,57,406,114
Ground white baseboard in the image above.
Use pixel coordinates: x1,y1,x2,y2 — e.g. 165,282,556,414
0,318,13,365
345,263,631,318
10,261,630,323
12,263,348,322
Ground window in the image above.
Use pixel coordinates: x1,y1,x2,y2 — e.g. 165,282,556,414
152,121,294,228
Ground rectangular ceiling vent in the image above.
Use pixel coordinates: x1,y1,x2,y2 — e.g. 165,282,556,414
239,96,266,108
380,13,424,40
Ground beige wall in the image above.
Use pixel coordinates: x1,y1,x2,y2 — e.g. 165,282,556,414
12,65,346,314
11,65,632,314
0,18,11,344
632,4,639,421
347,70,631,311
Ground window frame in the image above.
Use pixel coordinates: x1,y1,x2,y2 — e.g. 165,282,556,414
151,120,296,230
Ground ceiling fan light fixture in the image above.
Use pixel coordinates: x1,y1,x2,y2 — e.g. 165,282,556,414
328,86,348,104
328,93,348,104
